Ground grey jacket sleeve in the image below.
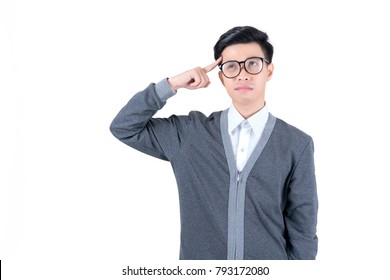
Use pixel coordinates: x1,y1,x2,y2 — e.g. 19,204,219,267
110,79,189,161
285,138,318,259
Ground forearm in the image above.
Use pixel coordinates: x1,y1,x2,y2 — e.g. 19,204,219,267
110,79,175,142
285,139,318,260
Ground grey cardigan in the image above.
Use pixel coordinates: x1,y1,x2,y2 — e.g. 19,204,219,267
110,79,318,260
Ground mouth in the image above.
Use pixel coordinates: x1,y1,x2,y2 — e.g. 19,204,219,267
234,85,253,93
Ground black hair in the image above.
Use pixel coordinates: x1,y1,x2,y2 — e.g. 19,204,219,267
213,26,274,63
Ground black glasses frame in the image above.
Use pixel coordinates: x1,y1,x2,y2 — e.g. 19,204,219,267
218,56,270,79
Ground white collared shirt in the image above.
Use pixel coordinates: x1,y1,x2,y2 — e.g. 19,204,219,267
228,104,269,171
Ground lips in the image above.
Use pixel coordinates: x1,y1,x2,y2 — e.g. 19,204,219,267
234,85,253,92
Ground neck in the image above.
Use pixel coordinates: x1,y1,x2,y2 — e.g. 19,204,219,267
234,101,265,119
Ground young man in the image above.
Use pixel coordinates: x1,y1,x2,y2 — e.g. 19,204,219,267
110,26,318,260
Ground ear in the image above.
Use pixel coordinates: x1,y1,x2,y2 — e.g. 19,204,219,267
266,63,274,81
218,71,225,86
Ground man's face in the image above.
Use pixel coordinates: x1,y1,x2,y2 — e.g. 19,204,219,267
218,42,273,110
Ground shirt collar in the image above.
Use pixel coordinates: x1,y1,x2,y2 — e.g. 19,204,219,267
228,103,269,136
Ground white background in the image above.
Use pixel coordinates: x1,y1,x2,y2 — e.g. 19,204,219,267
1,0,390,279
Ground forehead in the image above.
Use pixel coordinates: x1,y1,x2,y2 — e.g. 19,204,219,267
221,42,264,61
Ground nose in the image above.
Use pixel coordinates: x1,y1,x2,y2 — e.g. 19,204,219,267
237,63,250,80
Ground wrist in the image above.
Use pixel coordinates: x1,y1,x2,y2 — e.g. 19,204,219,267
167,77,179,92
155,78,176,102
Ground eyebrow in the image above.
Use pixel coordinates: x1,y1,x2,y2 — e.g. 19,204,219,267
221,56,263,63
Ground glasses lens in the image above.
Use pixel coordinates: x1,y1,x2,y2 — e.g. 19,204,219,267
244,58,263,74
221,61,240,78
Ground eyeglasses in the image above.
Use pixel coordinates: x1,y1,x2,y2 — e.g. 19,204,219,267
219,57,270,79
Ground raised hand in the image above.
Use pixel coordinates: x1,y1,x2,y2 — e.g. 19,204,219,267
168,57,222,91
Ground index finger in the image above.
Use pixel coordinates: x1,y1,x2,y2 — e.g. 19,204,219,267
203,56,222,73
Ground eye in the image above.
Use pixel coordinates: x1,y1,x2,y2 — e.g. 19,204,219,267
224,62,238,71
247,59,259,67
